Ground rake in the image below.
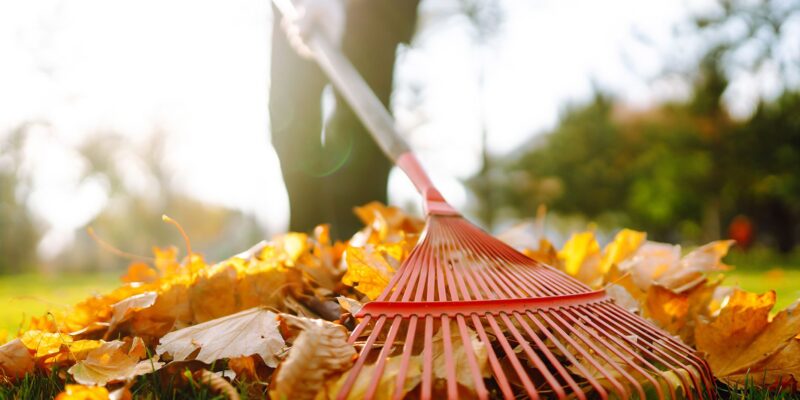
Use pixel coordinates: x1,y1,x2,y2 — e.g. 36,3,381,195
273,1,716,398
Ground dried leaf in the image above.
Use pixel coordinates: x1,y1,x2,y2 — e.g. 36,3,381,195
336,297,363,316
194,369,240,400
20,330,73,357
270,315,356,400
68,338,161,385
55,384,110,400
431,322,490,395
121,262,158,284
190,263,240,323
600,229,646,274
0,339,35,380
696,291,800,382
342,246,395,300
106,292,157,336
558,231,602,287
326,356,422,400
606,284,639,313
156,307,284,367
522,239,561,268
725,337,800,388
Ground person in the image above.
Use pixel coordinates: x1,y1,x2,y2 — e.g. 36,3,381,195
270,0,419,239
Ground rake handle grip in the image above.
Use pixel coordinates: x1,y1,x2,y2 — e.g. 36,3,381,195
272,0,457,215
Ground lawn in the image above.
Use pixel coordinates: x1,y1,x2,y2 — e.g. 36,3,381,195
0,273,119,336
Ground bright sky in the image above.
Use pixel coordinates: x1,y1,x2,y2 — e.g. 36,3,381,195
1,0,731,256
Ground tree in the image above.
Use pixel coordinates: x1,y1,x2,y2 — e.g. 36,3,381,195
0,124,43,273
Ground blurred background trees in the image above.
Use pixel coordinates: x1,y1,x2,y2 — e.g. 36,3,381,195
477,0,799,250
0,124,264,274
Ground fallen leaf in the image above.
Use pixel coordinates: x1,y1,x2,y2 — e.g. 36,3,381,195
270,315,356,400
190,263,239,323
558,231,602,287
0,339,35,380
644,285,689,334
106,292,157,337
522,239,561,268
20,330,73,357
69,338,161,385
121,262,158,283
600,229,646,275
725,337,800,388
326,356,422,400
55,384,110,400
606,283,639,313
193,368,240,400
661,240,733,292
620,241,682,291
156,307,284,367
336,296,363,316
342,246,395,300
696,291,800,382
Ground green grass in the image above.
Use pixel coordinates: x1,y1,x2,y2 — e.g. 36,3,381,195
723,268,800,312
0,366,257,400
0,273,119,335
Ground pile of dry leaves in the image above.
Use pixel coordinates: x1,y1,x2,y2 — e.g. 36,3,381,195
0,202,798,399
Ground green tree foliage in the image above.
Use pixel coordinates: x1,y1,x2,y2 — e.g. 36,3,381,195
491,84,798,248
481,0,799,249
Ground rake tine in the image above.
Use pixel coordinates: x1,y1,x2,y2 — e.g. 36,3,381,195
498,312,567,398
392,316,418,400
563,308,663,399
338,316,387,400
422,315,434,399
526,310,610,399
364,316,404,399
538,310,628,398
440,316,459,399
567,307,670,399
551,310,644,398
456,315,489,399
512,311,587,399
486,314,541,399
600,304,710,397
472,314,515,398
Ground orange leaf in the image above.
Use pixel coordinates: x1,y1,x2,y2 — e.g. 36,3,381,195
55,385,109,400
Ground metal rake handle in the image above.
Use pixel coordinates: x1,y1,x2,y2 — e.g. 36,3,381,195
272,0,457,216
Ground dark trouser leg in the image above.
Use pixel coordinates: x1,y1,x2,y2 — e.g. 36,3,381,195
323,0,420,239
269,7,329,234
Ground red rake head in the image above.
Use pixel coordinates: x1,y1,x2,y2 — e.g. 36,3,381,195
337,215,715,400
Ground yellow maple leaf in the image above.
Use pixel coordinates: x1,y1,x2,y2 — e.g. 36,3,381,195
558,231,602,286
695,290,800,382
20,330,73,358
342,245,395,300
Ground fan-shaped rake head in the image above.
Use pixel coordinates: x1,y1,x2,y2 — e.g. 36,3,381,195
337,215,715,400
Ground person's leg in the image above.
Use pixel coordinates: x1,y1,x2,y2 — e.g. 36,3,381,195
270,6,329,233
324,0,421,239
